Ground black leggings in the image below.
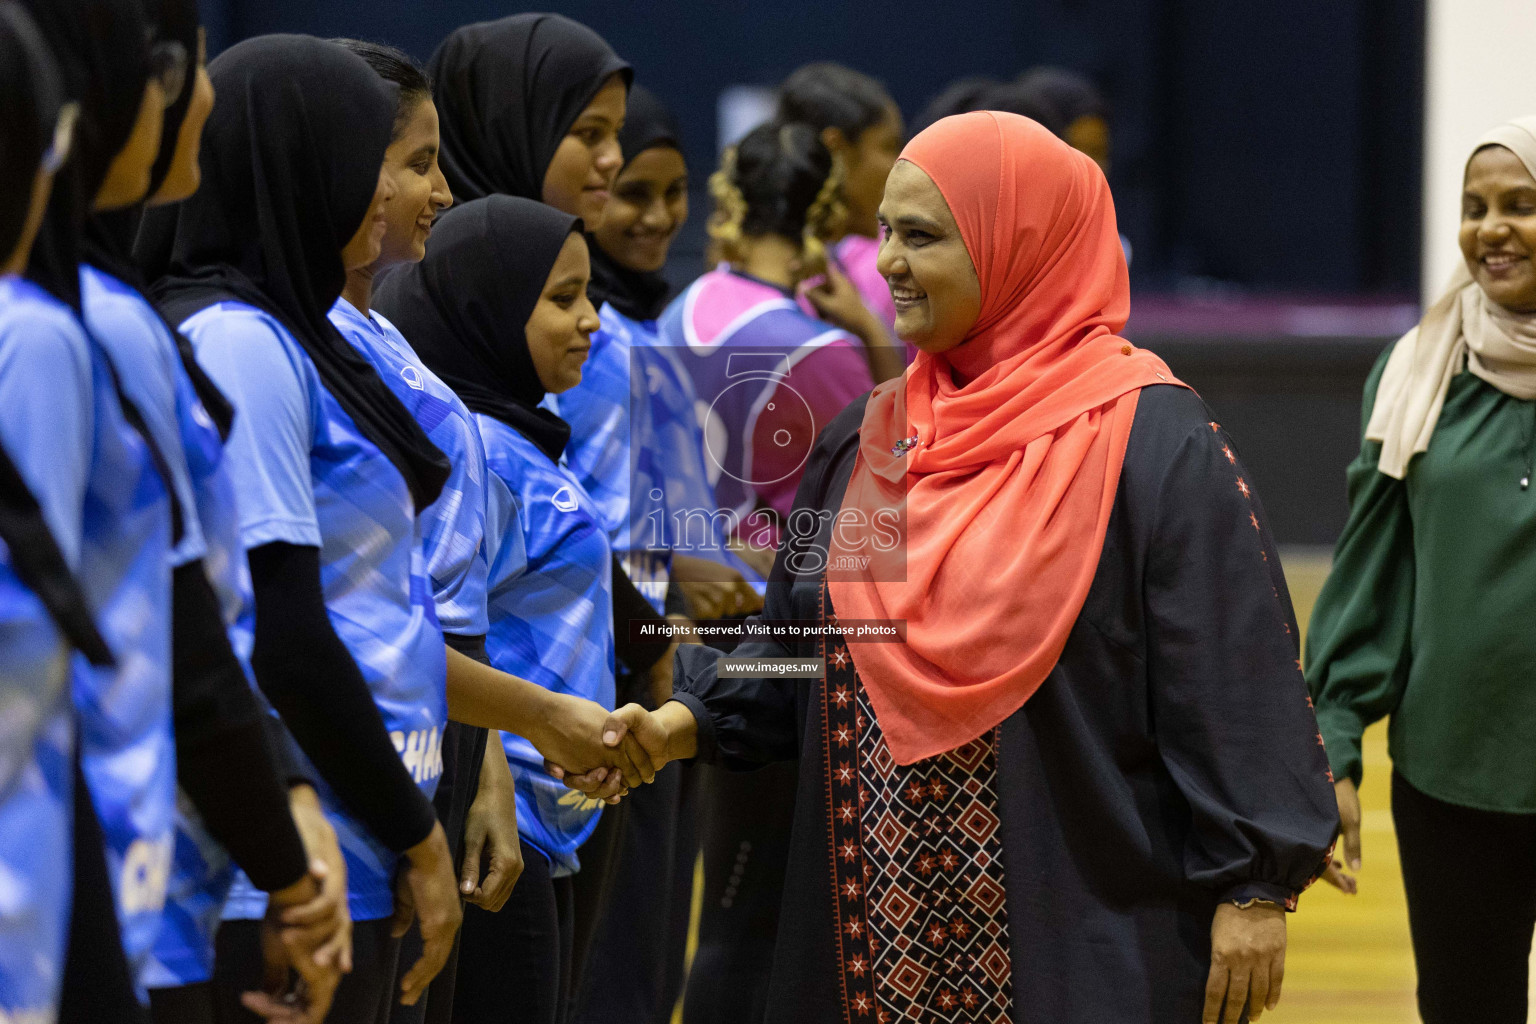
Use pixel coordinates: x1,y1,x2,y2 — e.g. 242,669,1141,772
568,759,698,1024
453,840,573,1024
682,761,796,1024
1393,771,1536,1024
149,982,215,1024
213,916,401,1024
389,720,487,1024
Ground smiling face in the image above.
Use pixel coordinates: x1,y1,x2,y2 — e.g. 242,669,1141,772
875,159,980,354
525,232,602,393
374,98,453,269
341,165,397,273
1461,144,1536,313
542,73,627,225
591,145,688,272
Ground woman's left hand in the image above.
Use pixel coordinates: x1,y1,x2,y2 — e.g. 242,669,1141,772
459,734,524,912
803,267,906,382
1204,901,1286,1023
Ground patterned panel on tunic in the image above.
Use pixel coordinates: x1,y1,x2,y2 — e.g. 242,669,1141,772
822,588,1014,1024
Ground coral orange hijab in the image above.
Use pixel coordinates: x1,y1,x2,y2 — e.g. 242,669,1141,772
828,111,1182,765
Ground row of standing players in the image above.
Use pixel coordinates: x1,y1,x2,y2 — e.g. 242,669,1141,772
0,2,1114,1022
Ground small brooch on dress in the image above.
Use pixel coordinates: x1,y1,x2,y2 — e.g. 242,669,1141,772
890,434,921,456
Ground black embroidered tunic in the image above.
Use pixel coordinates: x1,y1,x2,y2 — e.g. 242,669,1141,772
835,646,1014,1022
671,384,1337,1024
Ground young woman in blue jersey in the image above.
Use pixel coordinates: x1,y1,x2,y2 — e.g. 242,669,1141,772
425,11,680,786
0,14,148,1022
554,83,757,1024
374,196,634,1024
7,4,177,1014
325,42,509,1024
147,36,462,1022
429,13,631,225
6,1,311,1020
80,6,353,1022
0,9,118,1021
326,41,652,1024
556,84,762,626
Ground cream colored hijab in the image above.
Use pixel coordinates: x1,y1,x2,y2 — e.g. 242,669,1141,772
1367,116,1536,479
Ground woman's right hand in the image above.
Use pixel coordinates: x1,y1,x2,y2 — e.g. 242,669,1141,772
551,702,696,802
557,702,698,799
1321,779,1361,894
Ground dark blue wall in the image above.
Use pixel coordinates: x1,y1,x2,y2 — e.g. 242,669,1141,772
197,0,1423,296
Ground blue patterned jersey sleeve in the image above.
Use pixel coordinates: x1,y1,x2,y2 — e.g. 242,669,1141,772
186,309,320,550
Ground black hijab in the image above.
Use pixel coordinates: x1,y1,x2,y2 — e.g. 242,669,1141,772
0,1,64,265
18,0,151,310
84,0,233,439
0,3,113,667
617,84,681,176
374,196,582,462
149,35,448,511
586,83,681,322
429,13,631,203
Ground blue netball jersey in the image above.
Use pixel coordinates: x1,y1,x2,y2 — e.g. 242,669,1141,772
0,276,91,1021
479,416,613,875
146,361,244,987
552,304,756,609
184,300,447,921
0,550,74,1020
83,266,260,986
78,324,176,994
330,299,489,635
81,266,205,568
82,265,231,988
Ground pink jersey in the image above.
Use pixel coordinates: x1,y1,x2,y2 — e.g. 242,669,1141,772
662,269,875,529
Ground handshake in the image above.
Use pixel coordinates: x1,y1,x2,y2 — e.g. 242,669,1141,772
538,696,699,802
539,618,713,799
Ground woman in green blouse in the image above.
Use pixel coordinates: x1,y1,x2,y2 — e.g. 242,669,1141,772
1308,115,1536,1024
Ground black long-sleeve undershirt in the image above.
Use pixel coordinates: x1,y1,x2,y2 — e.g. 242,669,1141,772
171,560,307,893
247,541,437,853
611,553,669,675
